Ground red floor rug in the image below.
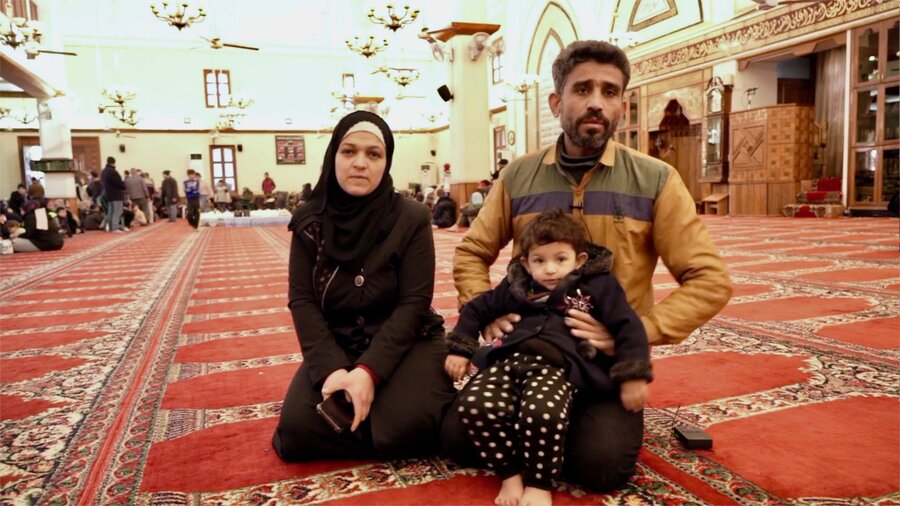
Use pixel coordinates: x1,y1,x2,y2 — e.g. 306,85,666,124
1,217,897,504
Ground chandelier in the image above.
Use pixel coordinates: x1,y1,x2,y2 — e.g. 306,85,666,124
606,31,640,48
0,0,42,50
98,87,140,127
216,93,254,129
372,66,420,87
346,35,388,58
368,4,419,32
507,75,539,95
149,1,207,31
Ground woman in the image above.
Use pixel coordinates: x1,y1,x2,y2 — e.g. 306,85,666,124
273,111,455,460
12,191,64,252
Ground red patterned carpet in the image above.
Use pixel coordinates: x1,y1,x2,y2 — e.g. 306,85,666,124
1,216,898,504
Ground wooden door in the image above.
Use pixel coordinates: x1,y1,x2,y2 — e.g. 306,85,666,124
17,136,102,180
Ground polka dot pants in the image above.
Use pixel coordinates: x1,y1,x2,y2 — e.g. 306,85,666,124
457,353,575,490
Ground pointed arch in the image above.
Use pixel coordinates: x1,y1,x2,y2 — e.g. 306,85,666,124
522,2,578,152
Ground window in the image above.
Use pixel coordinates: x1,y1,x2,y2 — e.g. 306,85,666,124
491,50,504,84
209,145,237,192
203,69,231,108
615,89,641,150
8,0,36,19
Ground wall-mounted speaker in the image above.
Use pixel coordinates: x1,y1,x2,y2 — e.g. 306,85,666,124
118,144,125,153
237,144,243,152
437,85,453,102
430,149,436,156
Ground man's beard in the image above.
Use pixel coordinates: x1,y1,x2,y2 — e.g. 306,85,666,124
560,110,618,152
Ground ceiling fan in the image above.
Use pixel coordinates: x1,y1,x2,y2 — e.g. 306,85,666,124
201,37,259,51
419,27,453,62
23,41,77,60
107,128,136,139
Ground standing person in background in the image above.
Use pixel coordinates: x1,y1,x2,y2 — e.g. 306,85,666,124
196,173,213,212
183,169,200,228
87,171,103,206
125,168,150,226
262,172,277,198
443,40,732,493
142,171,157,223
160,170,180,222
214,179,232,211
101,156,127,232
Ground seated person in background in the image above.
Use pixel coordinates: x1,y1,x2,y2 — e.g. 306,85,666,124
12,196,64,252
82,205,104,230
131,203,148,226
444,209,652,506
121,205,136,230
56,207,83,237
241,187,256,209
431,188,457,229
491,158,509,181
449,180,491,230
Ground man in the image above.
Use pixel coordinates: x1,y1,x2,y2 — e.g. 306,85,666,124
490,158,509,181
261,172,276,197
196,172,213,212
86,171,103,206
8,184,26,216
125,168,149,226
160,170,179,222
183,170,200,228
100,156,127,232
443,40,732,492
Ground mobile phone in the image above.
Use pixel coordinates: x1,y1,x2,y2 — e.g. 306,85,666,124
316,393,355,433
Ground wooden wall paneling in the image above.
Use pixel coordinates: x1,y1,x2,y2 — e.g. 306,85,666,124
767,181,800,215
730,109,767,183
729,182,767,215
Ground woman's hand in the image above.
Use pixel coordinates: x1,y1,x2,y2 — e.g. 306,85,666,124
444,355,470,381
620,380,648,412
339,368,376,432
321,368,349,399
481,313,522,340
565,309,614,356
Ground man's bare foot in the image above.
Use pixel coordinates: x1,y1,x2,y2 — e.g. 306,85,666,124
520,486,552,506
495,474,524,506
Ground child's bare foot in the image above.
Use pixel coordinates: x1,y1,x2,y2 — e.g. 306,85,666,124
521,486,552,506
495,474,524,506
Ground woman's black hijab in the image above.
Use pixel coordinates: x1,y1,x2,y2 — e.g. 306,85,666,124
289,110,397,271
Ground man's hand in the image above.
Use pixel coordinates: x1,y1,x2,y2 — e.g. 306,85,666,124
444,355,470,381
620,380,648,412
482,313,521,340
565,309,614,356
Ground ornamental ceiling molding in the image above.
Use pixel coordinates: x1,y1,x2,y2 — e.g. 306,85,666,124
630,0,893,82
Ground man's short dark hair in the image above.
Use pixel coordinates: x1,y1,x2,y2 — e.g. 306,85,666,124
499,159,509,166
163,170,171,175
552,40,631,94
17,183,26,189
90,171,98,177
519,208,589,257
107,156,116,164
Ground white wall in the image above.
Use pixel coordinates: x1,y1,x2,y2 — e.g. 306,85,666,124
734,62,779,111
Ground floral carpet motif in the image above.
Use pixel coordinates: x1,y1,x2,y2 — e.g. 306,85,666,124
1,217,897,505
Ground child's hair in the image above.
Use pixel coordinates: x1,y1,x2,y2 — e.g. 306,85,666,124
519,208,589,257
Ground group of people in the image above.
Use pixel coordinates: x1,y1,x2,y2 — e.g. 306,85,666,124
273,40,731,506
